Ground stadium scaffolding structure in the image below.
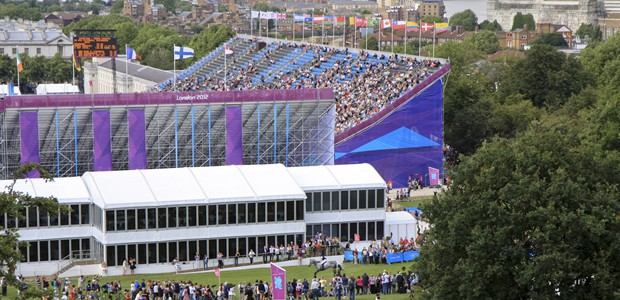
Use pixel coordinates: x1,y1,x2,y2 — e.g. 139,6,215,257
0,89,335,179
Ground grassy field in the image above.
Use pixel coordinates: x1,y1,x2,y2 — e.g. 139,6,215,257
392,196,433,210
9,262,420,300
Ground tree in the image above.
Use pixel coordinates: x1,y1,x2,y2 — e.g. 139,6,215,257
415,117,620,299
576,23,602,41
110,0,124,14
449,9,478,31
479,19,502,31
252,2,280,12
358,36,378,50
421,15,444,24
0,164,69,291
511,12,535,31
470,30,499,54
529,33,568,47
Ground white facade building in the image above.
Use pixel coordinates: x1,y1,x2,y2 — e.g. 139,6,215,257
83,57,174,94
0,18,73,59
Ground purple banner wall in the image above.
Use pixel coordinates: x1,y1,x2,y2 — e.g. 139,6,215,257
1,89,334,112
19,111,41,178
226,106,243,165
128,109,147,170
270,263,286,300
93,110,112,171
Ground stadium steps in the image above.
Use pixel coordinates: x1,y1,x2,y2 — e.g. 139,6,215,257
192,38,244,79
209,41,256,81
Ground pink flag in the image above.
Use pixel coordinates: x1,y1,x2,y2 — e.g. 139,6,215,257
428,167,440,186
270,263,286,300
214,268,221,277
354,234,361,241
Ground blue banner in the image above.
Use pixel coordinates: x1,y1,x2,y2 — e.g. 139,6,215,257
403,251,420,261
386,253,404,264
344,251,354,261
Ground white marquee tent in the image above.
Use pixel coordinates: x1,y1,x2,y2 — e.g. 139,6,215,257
385,211,418,242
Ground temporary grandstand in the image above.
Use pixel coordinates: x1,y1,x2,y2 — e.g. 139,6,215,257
0,89,334,179
156,35,450,187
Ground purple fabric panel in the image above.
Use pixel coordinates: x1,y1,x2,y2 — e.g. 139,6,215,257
1,88,334,112
93,110,112,171
225,106,243,165
335,79,444,188
19,111,41,178
335,64,450,144
128,109,147,170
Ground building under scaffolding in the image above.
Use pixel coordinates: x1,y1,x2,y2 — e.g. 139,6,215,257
0,89,335,179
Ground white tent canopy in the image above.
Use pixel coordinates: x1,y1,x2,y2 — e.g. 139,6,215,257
288,163,386,191
35,83,79,95
0,177,90,204
385,211,418,243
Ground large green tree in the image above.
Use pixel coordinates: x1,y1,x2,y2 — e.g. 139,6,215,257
415,116,620,299
511,12,536,31
529,33,568,47
420,15,445,23
469,30,499,54
448,9,478,31
479,19,502,31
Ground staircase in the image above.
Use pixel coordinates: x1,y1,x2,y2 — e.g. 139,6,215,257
52,250,98,278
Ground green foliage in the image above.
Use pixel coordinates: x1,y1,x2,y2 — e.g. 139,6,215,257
576,23,602,41
218,4,229,12
433,40,483,72
470,30,499,54
0,163,70,288
0,55,14,83
448,9,478,31
358,36,378,50
479,19,502,31
111,0,124,14
529,33,568,47
392,39,430,55
157,0,176,14
511,12,535,31
252,2,280,12
0,3,43,21
188,25,236,58
420,15,444,24
358,9,372,15
500,45,590,108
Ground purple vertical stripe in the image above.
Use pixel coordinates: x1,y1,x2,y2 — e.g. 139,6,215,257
128,109,147,170
93,110,112,171
226,106,243,165
20,111,41,178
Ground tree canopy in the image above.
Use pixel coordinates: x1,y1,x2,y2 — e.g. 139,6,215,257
576,23,602,41
511,12,536,31
448,9,478,31
529,33,568,47
479,19,502,32
470,30,499,54
421,15,445,24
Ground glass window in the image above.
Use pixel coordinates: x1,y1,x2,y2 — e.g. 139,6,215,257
106,246,115,266
286,201,295,221
228,238,237,259
305,193,312,211
137,209,146,230
237,204,246,224
332,224,340,239
158,243,167,263
81,204,90,224
208,205,217,225
179,241,188,261
248,237,256,256
341,191,349,209
313,192,321,212
248,203,256,223
169,242,179,262
28,207,38,227
188,241,197,261
50,240,59,260
368,190,376,209
39,241,49,261
257,203,266,223
198,205,207,226
341,224,349,241
368,222,376,240
116,210,126,231
138,244,147,265
168,207,177,228
322,192,331,211
350,190,358,209
61,240,70,259
296,200,304,220
70,205,80,225
267,202,275,222
128,244,136,262
82,238,90,252
116,245,126,266
218,239,227,257
377,189,385,208
267,236,275,248
199,240,207,257
188,206,197,226
359,222,367,240
239,237,247,256
106,211,115,231
359,190,367,209
7,214,16,228
332,191,340,210
158,208,167,228
147,208,156,229
148,243,157,264
377,221,384,240
217,205,227,225
276,202,285,222
0,212,4,229
208,239,217,258
178,207,187,227
127,209,136,230
350,223,358,241
18,208,27,227
227,204,237,225
71,239,80,255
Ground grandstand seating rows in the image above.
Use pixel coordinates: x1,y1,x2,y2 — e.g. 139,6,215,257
156,37,443,135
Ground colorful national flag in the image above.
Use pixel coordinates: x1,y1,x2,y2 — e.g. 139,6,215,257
214,268,221,277
381,19,392,29
73,51,81,72
369,18,380,27
277,13,287,20
174,46,194,60
294,14,304,22
127,47,141,60
323,15,335,25
435,22,450,32
355,17,368,27
336,16,346,26
393,20,406,30
16,51,23,73
421,22,435,31
406,21,419,31
225,44,233,55
313,15,324,23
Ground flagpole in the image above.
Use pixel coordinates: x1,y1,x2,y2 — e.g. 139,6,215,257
321,8,325,45
224,47,227,91
125,44,129,93
293,17,295,41
259,12,262,37
391,22,394,53
16,46,20,89
332,20,335,46
378,21,381,51
275,17,278,39
405,25,408,54
343,20,346,47
302,15,305,42
72,47,75,86
250,12,253,36
419,25,422,57
173,44,176,92
354,19,357,49
433,22,436,58
311,12,314,42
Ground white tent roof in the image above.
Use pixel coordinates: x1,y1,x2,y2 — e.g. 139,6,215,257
140,168,206,206
0,177,90,204
288,163,386,191
236,164,306,200
83,170,156,209
190,165,255,202
35,83,79,95
385,211,416,225
0,84,21,96
287,165,340,191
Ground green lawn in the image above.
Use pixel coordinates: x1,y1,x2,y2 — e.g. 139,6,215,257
392,196,433,210
10,262,421,299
